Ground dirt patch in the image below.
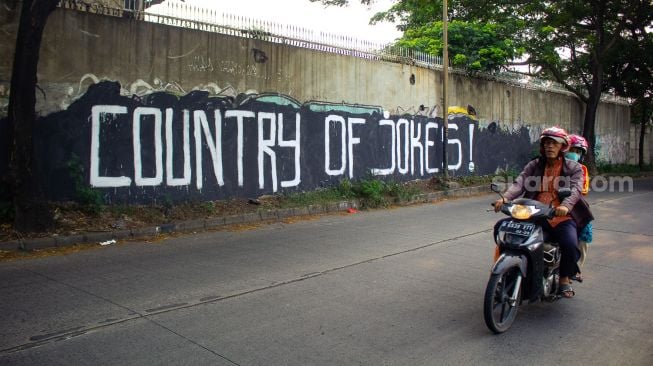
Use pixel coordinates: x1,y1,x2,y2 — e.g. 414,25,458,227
0,196,289,241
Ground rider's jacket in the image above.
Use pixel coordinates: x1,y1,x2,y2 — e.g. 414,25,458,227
503,156,594,228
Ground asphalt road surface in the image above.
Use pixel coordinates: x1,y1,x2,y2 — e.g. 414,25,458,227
1,177,652,365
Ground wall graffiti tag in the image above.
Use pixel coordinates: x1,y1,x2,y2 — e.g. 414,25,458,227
188,55,214,72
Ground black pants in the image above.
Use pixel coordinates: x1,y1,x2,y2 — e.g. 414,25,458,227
493,218,580,278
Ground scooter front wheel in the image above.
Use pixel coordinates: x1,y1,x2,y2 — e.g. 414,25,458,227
483,266,522,333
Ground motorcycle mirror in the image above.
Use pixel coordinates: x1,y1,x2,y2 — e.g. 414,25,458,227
558,188,572,200
490,183,506,201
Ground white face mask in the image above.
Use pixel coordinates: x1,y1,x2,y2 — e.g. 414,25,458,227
565,152,580,162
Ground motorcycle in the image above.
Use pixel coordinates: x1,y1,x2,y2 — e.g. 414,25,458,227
483,183,571,333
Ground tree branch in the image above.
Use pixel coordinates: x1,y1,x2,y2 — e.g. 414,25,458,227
542,61,588,102
569,41,591,89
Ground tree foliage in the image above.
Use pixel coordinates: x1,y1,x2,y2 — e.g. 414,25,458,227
395,20,524,71
446,0,651,173
603,8,653,102
603,11,653,168
311,0,653,173
311,0,524,71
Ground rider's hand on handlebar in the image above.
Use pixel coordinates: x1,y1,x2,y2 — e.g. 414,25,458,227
554,205,570,217
493,199,505,212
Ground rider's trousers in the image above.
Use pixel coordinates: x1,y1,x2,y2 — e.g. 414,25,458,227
542,219,580,278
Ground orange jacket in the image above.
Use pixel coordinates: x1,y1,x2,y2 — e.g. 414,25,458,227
580,164,589,195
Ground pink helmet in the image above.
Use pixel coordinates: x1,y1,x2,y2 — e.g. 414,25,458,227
540,126,569,153
568,134,589,153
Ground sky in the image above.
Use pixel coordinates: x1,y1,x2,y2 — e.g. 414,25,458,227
153,0,402,44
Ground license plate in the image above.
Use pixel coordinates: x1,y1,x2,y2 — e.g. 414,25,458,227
500,221,535,236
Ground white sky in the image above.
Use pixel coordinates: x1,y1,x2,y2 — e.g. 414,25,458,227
165,0,402,43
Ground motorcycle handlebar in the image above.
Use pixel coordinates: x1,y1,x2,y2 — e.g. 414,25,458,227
546,208,556,219
489,201,557,219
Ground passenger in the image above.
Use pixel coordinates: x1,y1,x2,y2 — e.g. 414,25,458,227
566,134,593,281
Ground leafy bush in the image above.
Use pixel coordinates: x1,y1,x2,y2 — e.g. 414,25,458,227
353,177,387,208
336,179,356,199
493,167,521,183
597,162,653,174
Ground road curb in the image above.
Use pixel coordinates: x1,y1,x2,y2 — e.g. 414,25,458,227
0,185,491,252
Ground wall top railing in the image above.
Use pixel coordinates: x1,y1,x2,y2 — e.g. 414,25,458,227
57,0,630,105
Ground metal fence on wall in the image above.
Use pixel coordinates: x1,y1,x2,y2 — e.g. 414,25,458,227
141,0,443,66
57,0,629,105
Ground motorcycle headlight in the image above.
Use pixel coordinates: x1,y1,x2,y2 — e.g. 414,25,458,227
510,204,539,220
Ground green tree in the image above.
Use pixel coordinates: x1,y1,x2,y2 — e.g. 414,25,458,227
310,1,450,32
395,20,523,72
488,0,653,174
312,0,653,174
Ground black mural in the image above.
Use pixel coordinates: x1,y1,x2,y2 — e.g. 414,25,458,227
473,121,537,175
0,81,534,203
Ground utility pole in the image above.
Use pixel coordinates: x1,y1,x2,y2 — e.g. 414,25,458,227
442,0,449,180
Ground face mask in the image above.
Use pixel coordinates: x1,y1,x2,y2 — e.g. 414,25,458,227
565,152,580,162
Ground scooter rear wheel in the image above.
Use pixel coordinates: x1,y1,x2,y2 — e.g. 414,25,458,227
483,266,522,333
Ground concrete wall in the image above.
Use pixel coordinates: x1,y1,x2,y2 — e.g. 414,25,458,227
0,8,628,125
0,7,645,203
629,124,653,165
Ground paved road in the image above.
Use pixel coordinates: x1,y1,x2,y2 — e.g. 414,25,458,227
1,178,652,365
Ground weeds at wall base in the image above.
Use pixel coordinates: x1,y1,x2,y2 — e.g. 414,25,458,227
1,161,649,245
597,163,653,175
0,175,496,242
